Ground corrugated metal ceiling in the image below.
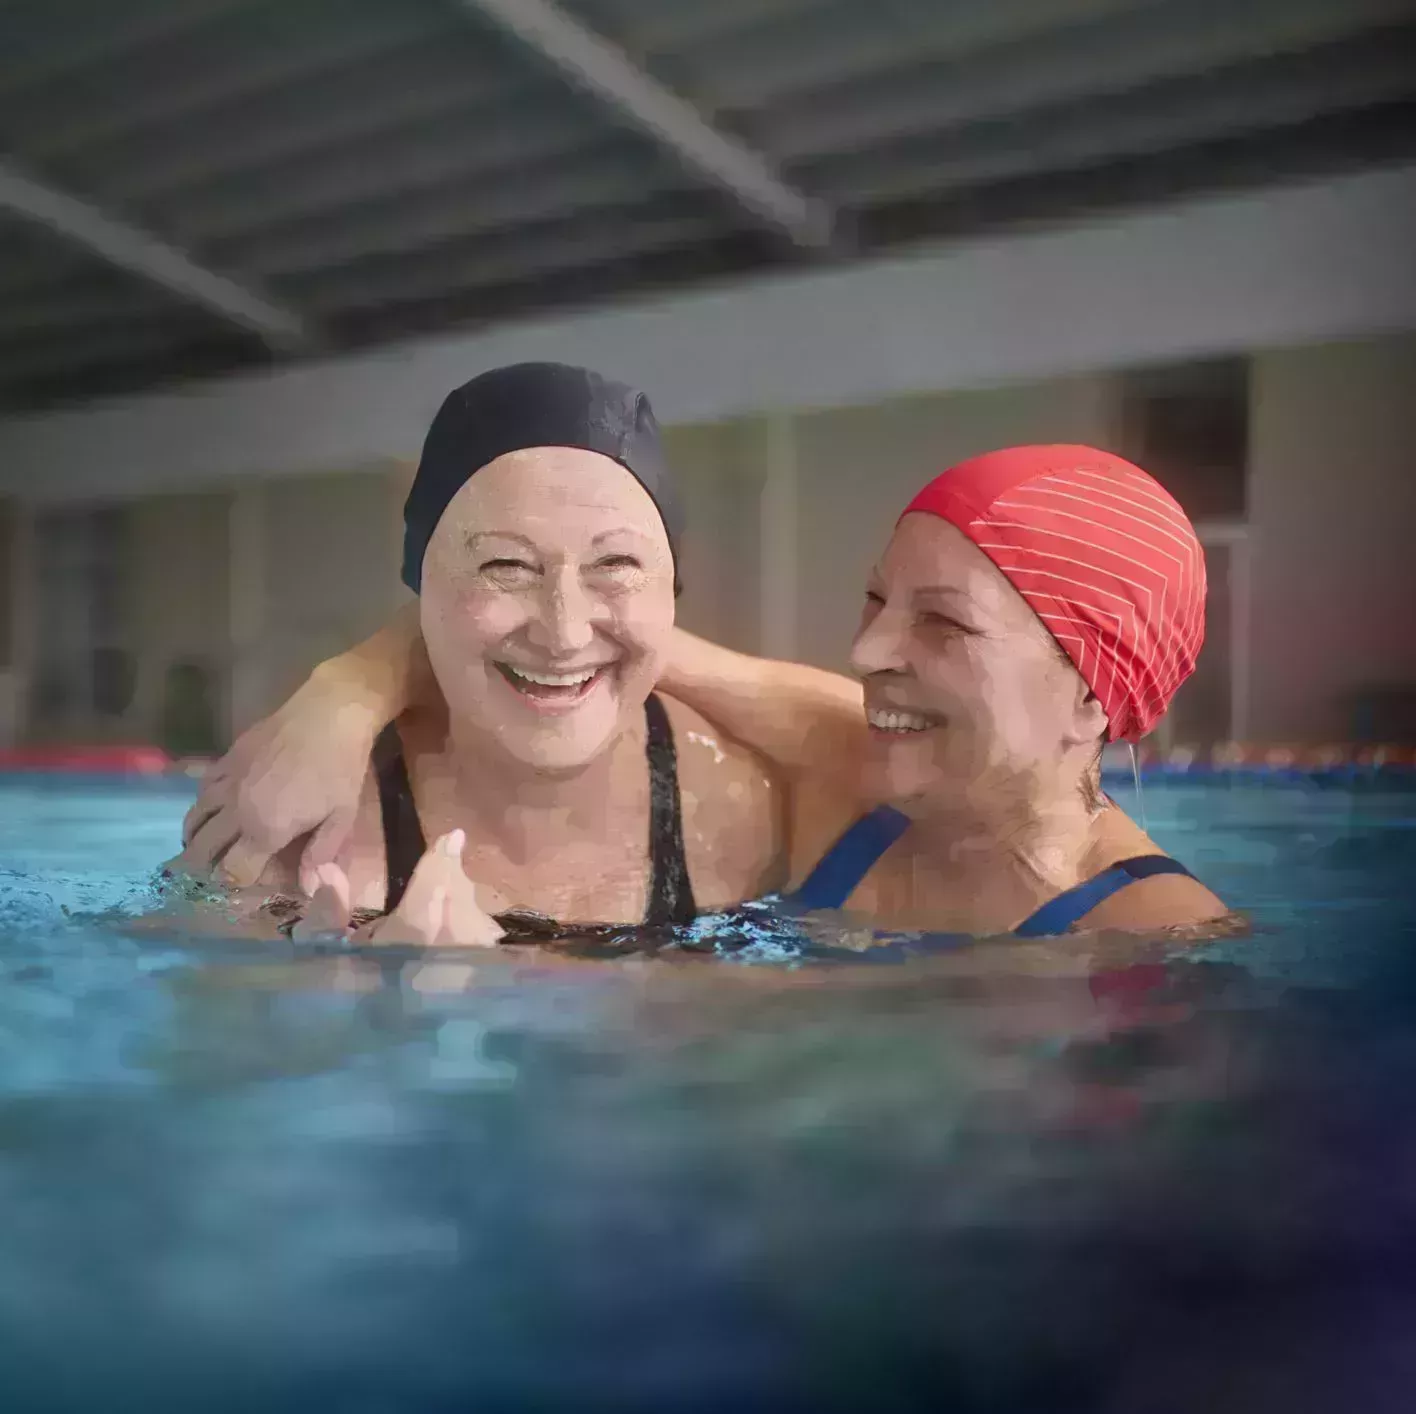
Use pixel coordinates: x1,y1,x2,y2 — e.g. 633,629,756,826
1,0,1412,412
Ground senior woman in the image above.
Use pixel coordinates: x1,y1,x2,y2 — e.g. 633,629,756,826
184,444,1228,942
171,362,785,945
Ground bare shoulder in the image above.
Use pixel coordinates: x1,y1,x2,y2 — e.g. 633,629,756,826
784,773,867,889
1080,803,1234,935
1075,872,1235,935
660,695,789,905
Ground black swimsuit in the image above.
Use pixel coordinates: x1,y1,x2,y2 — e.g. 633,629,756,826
369,693,698,938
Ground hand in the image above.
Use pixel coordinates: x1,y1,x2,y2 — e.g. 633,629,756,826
294,831,503,949
368,831,504,948
177,666,382,886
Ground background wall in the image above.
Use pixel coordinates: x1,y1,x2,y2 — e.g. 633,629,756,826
253,468,408,721
660,419,766,655
791,374,1119,670
1247,334,1416,742
125,491,231,749
2,169,1414,751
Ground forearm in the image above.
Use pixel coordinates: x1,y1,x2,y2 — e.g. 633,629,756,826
660,629,864,779
310,601,435,726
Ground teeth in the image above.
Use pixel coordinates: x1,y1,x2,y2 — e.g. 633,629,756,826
867,708,932,733
507,666,599,687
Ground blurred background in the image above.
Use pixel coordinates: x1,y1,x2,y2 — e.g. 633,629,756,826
0,0,1413,759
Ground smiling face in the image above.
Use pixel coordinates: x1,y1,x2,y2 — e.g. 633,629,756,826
849,512,1108,815
417,447,676,773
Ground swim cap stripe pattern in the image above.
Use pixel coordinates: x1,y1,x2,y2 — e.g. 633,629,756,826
900,446,1206,742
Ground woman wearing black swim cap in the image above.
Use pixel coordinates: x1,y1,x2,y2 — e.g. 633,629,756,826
175,363,783,947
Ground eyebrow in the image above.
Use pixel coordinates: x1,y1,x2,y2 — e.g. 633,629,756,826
466,530,535,551
912,585,972,602
465,528,651,551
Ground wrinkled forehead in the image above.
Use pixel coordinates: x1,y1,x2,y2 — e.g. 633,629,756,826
878,514,1049,632
445,446,670,540
878,513,996,592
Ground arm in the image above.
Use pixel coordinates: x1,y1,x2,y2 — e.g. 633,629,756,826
178,602,436,884
658,629,866,784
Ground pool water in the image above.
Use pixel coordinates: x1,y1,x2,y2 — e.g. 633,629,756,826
1,773,1415,1413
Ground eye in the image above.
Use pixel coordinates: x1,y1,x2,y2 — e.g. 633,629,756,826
593,554,641,571
918,610,971,634
480,557,538,583
864,589,885,605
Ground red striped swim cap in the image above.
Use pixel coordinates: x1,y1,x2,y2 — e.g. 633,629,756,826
899,445,1206,742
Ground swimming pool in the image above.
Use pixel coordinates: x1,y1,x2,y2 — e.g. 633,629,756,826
2,771,1414,1412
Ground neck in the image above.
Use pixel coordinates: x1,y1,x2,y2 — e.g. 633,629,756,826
899,762,1098,917
439,710,647,862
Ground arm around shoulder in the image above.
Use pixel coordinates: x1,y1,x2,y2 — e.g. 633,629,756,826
659,628,866,786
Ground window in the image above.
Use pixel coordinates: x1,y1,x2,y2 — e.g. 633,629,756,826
1120,358,1249,521
30,507,134,734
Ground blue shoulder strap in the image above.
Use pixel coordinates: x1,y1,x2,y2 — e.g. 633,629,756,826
789,805,912,911
1014,855,1194,938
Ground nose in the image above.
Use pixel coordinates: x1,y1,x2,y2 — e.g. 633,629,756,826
525,566,598,656
849,599,910,679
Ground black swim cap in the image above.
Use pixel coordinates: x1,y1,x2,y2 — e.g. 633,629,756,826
401,361,683,593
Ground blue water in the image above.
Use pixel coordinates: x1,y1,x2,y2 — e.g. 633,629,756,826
1,772,1415,1413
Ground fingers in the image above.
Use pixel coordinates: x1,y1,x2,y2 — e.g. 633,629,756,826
435,829,465,860
363,882,446,947
393,830,466,920
300,806,360,879
181,779,227,846
220,837,276,890
173,808,242,879
375,831,501,948
291,865,354,942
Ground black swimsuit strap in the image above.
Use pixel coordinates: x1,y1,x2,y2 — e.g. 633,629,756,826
373,721,425,915
372,697,697,927
643,693,698,927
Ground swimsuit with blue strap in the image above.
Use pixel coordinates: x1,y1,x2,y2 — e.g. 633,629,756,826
789,804,1195,939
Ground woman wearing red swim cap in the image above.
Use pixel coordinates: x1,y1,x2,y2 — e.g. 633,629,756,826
182,445,1228,941
659,445,1227,937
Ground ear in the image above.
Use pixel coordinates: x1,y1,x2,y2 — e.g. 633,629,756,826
1062,687,1110,748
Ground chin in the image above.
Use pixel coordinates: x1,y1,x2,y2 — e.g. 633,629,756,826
512,733,617,774
496,696,630,774
497,720,609,771
859,757,922,809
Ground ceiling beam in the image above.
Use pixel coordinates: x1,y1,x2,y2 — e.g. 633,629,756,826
231,145,696,280
0,160,311,350
765,0,1412,161
823,36,1416,204
458,0,834,248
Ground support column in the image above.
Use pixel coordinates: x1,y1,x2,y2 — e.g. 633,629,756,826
757,410,799,660
1230,535,1253,743
227,481,268,742
1,500,33,745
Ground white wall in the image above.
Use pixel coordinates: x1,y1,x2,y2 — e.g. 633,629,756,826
791,376,1118,668
1247,333,1416,741
252,467,408,713
2,164,1414,503
124,491,232,742
0,499,18,745
661,420,765,653
5,167,1416,750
